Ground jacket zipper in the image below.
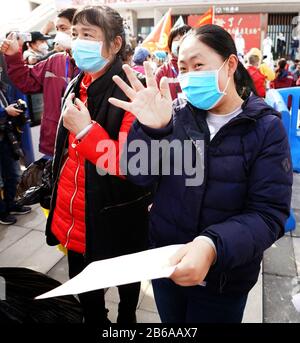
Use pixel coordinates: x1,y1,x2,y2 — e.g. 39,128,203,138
100,192,151,212
65,151,80,248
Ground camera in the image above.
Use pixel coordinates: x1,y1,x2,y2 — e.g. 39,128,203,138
14,99,27,112
0,99,28,159
16,32,32,42
13,99,27,127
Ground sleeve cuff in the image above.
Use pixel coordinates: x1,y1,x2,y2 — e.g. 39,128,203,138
5,52,23,64
71,122,110,161
139,118,173,139
193,235,217,265
75,123,93,140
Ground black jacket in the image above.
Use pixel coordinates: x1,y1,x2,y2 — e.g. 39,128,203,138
125,95,292,294
46,58,151,263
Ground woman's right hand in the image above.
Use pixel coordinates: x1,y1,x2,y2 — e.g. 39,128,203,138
0,32,19,56
109,62,172,129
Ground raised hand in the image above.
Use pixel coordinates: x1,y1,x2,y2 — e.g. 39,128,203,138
62,93,92,135
108,61,172,129
0,32,19,56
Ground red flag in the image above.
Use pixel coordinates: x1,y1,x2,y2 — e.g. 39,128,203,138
194,7,214,28
142,8,172,53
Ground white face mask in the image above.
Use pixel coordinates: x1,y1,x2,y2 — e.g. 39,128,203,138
54,31,72,50
38,42,49,53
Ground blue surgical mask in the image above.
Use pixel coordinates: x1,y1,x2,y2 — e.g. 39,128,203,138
71,39,109,73
178,60,230,110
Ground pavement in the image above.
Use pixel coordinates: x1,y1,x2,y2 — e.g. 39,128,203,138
0,172,299,322
263,173,300,323
0,202,261,323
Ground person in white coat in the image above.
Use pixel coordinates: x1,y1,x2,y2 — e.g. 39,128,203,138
235,31,245,61
263,36,273,63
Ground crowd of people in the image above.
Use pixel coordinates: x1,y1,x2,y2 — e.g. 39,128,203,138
0,4,296,324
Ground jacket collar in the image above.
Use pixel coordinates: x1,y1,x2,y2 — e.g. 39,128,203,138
87,57,123,98
175,94,280,145
175,93,280,122
240,93,281,120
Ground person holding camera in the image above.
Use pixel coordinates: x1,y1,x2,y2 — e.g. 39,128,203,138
0,8,79,158
0,85,31,225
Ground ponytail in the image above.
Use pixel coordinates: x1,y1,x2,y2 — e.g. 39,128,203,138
234,60,257,99
22,42,29,54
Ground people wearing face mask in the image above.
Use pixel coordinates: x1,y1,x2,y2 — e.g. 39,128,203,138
109,25,292,323
45,6,151,324
0,8,78,158
155,24,191,100
53,31,73,53
22,32,51,65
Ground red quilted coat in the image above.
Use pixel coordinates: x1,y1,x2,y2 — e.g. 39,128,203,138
51,74,134,253
247,66,266,98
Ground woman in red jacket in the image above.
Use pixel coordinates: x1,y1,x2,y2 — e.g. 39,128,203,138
46,6,151,324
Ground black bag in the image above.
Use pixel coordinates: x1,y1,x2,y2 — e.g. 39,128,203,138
0,268,83,323
16,157,52,208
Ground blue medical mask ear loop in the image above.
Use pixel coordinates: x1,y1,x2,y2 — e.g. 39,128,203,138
216,59,231,96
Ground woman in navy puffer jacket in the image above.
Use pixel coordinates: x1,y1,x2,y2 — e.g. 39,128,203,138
109,25,293,323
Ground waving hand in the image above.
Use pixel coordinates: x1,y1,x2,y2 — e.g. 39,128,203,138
108,62,172,129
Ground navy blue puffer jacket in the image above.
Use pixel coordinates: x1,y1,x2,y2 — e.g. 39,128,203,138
123,94,293,295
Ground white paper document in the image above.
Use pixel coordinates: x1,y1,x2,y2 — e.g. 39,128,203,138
292,293,300,312
36,244,183,300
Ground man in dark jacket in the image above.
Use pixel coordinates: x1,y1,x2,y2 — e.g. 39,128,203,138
0,78,31,224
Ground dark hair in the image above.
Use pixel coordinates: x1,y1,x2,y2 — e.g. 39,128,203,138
121,44,134,63
73,6,125,58
275,58,289,80
168,24,191,52
278,58,287,69
58,8,77,23
22,42,28,54
183,24,257,99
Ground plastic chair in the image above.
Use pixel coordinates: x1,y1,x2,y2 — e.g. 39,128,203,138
285,211,296,232
265,89,291,137
265,88,297,232
277,87,300,173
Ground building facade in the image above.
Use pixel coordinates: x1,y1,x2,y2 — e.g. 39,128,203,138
109,0,299,58
26,0,300,58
